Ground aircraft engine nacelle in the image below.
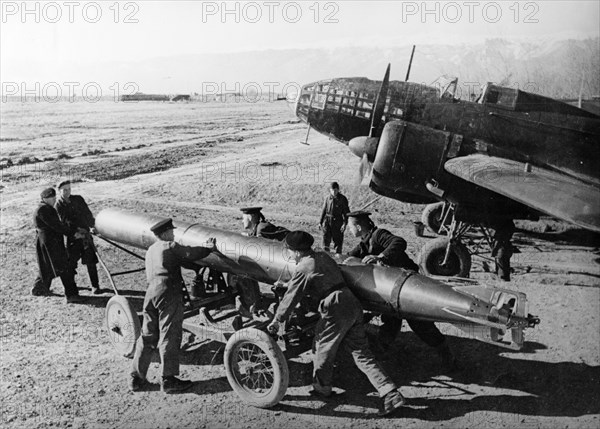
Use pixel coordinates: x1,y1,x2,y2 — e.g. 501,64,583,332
369,120,458,204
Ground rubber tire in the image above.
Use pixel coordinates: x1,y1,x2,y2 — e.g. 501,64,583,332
419,237,471,278
421,202,451,235
105,296,141,358
224,328,289,408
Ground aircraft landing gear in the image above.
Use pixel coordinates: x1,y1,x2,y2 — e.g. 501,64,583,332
421,202,453,235
419,237,471,277
419,204,504,278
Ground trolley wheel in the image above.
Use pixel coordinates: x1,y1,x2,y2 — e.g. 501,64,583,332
421,202,451,235
419,237,472,277
224,328,289,408
105,296,141,358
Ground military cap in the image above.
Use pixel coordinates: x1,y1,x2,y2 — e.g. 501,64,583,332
347,210,372,219
56,178,71,189
150,218,176,235
284,230,314,251
40,188,56,199
330,182,339,189
240,207,263,215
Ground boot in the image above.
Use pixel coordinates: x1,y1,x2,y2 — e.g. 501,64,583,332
31,286,51,296
128,373,147,392
66,294,84,304
379,389,406,416
161,376,193,393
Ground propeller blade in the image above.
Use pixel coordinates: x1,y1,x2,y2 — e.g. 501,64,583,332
369,63,391,137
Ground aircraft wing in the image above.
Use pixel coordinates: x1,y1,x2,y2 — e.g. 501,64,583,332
445,154,600,232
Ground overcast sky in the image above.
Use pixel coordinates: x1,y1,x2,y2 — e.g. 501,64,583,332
1,1,599,89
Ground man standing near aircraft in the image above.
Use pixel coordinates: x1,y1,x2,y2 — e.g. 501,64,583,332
346,211,460,371
319,182,350,253
267,230,406,416
54,179,101,294
129,218,216,393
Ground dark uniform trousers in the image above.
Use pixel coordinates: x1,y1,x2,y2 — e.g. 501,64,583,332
67,235,99,289
313,287,396,397
322,218,345,254
132,240,211,379
132,288,184,378
491,219,515,282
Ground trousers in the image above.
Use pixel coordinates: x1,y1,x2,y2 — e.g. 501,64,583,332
313,288,396,397
322,220,344,253
67,237,99,288
131,292,184,379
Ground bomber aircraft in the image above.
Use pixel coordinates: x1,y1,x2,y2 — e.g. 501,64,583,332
293,63,600,277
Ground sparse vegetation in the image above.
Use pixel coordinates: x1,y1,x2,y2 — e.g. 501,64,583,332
82,149,106,156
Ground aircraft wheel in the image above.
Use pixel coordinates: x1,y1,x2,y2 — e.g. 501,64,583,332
419,237,471,277
105,296,141,358
224,328,289,408
421,202,451,235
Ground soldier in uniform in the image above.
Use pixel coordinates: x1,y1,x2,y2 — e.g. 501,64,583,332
319,182,350,253
267,231,406,416
346,211,459,371
233,207,290,317
54,179,101,294
129,218,216,393
32,188,81,303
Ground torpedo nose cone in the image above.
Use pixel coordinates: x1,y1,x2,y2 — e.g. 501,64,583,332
348,136,379,161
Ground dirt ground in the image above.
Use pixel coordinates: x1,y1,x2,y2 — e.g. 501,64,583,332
1,100,599,429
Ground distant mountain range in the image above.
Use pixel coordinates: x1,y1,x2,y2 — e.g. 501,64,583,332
103,37,599,99
4,38,598,99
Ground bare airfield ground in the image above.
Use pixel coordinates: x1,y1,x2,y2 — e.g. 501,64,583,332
1,100,599,429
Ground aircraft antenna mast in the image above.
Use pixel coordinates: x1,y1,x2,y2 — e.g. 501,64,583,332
405,45,416,81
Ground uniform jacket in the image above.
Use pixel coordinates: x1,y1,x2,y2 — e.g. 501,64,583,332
274,251,346,323
347,227,419,271
144,241,212,302
319,193,350,225
34,203,71,277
